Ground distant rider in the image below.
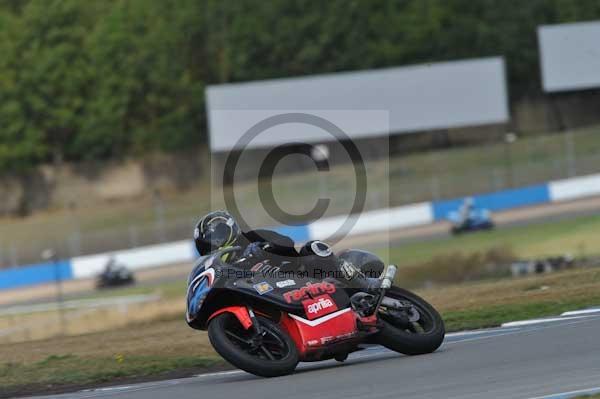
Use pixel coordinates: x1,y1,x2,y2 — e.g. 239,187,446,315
458,197,475,227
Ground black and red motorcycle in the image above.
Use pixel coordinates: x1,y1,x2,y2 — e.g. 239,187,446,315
186,246,445,377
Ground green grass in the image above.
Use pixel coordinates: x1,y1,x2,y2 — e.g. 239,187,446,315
0,354,225,397
442,296,600,332
382,212,600,267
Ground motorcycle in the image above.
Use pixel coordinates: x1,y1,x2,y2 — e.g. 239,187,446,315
186,246,445,377
448,208,494,235
96,261,135,289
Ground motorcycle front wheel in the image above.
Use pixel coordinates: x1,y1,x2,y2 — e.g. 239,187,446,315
208,313,299,377
375,286,445,355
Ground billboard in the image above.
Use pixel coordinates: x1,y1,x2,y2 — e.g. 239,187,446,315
206,57,509,152
538,21,600,92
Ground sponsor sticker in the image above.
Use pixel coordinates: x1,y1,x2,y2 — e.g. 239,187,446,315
250,260,281,276
320,336,334,344
335,332,357,340
276,279,296,288
302,294,338,320
253,282,274,295
283,281,337,303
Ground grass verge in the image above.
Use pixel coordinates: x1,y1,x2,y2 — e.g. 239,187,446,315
384,212,600,267
0,355,226,398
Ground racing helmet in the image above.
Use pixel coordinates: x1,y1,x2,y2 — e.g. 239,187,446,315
194,210,240,255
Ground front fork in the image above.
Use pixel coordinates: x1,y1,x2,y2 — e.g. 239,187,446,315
354,264,397,331
373,264,398,313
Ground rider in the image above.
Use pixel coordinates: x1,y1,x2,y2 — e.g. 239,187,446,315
193,210,385,322
458,197,475,227
193,210,370,285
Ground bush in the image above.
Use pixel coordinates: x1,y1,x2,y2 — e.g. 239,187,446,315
397,245,517,288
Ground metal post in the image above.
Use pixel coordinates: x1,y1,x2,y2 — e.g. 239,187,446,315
67,233,81,258
129,225,139,248
430,175,441,200
153,190,166,242
504,133,517,188
564,130,577,177
68,202,81,257
9,244,18,268
43,249,67,336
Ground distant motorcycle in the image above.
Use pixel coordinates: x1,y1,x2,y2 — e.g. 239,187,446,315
186,247,445,377
448,208,494,235
96,258,135,289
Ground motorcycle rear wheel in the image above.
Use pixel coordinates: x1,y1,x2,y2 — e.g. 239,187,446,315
375,287,445,356
208,313,299,377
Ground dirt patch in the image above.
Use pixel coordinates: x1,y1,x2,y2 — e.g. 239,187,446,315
0,319,215,365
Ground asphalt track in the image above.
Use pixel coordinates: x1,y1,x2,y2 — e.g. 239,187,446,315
29,312,600,399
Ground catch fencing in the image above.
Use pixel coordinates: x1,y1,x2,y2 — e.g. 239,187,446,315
1,125,600,269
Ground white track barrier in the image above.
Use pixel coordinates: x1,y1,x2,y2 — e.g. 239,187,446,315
71,240,195,279
548,173,600,202
308,202,433,241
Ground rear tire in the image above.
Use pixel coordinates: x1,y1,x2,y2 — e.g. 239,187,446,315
334,353,348,362
375,287,445,356
208,313,299,377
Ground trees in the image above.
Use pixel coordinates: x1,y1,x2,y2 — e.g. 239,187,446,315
0,0,599,172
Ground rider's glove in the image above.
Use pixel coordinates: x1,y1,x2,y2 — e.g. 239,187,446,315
242,242,268,260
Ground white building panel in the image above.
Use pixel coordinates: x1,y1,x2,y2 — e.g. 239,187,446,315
207,57,509,152
538,21,600,92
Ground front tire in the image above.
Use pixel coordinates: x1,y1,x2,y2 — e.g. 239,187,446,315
375,287,445,356
208,313,299,377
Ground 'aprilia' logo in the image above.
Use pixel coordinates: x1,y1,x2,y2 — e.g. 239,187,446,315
302,294,338,320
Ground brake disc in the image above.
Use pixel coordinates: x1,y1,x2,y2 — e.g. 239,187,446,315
399,301,421,322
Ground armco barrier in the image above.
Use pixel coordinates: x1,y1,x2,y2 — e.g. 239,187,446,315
2,171,600,291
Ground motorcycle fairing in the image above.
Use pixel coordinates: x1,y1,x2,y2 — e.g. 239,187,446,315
186,270,214,322
186,250,353,328
231,276,351,321
280,308,358,358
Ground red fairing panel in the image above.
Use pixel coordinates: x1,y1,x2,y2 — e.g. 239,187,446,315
280,307,358,357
